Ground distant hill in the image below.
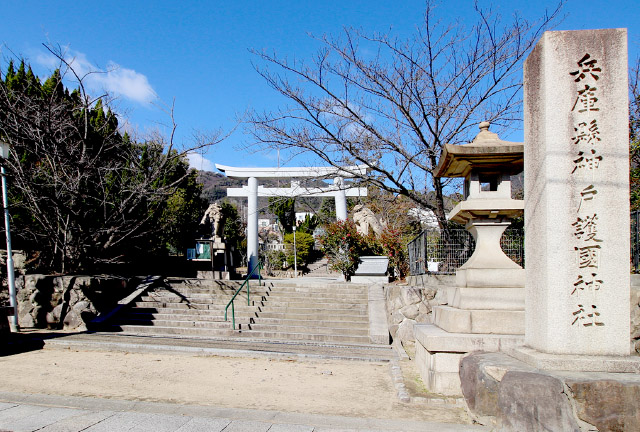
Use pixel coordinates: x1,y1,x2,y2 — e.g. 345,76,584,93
196,171,315,219
197,171,246,203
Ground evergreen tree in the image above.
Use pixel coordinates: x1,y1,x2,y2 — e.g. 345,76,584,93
268,197,296,233
0,58,211,273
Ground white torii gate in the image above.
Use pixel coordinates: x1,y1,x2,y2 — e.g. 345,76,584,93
215,164,368,272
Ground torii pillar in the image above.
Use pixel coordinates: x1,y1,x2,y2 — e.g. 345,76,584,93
216,164,368,273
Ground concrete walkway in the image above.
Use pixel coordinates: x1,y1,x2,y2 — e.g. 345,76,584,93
0,392,489,432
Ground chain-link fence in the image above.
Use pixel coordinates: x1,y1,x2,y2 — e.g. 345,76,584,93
408,227,524,275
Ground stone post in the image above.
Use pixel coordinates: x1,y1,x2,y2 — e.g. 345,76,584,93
334,177,347,221
247,176,259,273
524,29,630,356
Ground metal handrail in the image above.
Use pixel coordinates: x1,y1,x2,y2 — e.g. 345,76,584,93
224,261,262,329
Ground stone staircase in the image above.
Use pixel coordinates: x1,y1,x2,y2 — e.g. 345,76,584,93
304,257,340,277
110,278,376,345
244,280,371,344
110,280,267,338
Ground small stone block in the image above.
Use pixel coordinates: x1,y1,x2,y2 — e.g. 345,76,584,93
433,306,524,335
428,370,463,397
414,324,524,353
353,256,389,276
427,351,464,373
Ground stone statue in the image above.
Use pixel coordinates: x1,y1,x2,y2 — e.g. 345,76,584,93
200,203,223,240
352,205,384,236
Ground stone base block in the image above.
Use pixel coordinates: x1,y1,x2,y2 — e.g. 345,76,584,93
415,342,464,396
414,324,524,353
433,306,524,335
460,351,640,431
456,267,524,288
414,324,524,396
196,271,230,280
350,275,389,284
451,287,524,310
508,346,640,373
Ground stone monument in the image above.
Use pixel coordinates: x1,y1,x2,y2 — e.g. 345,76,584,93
200,203,224,244
512,28,639,368
195,203,232,280
352,205,384,236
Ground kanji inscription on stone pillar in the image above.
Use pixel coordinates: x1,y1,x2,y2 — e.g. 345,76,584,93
524,29,630,356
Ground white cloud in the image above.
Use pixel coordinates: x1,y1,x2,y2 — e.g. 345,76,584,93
35,49,156,104
187,152,215,172
103,61,156,103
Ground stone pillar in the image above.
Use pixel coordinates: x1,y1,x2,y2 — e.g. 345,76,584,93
524,29,630,356
334,177,347,221
247,176,259,273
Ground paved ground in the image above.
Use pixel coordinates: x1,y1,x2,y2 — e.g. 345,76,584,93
0,332,492,432
0,392,489,432
0,274,490,432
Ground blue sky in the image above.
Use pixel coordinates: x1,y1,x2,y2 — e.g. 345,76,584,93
2,1,639,172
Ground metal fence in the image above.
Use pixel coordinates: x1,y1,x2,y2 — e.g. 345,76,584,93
407,227,525,275
408,211,640,275
632,211,640,273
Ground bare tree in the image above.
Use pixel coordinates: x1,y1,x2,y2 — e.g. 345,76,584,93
246,1,562,229
0,47,224,273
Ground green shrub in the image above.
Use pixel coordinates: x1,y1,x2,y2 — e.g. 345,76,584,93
284,231,315,268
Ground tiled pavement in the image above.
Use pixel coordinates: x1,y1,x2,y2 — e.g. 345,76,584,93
0,392,489,432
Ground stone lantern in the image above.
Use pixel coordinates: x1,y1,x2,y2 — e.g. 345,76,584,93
435,121,525,324
412,122,525,397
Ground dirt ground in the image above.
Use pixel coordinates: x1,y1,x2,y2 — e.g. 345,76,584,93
0,347,471,424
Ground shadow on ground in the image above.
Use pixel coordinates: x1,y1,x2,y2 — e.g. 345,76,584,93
0,329,86,357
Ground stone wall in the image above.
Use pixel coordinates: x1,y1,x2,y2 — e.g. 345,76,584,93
384,274,454,344
17,275,134,330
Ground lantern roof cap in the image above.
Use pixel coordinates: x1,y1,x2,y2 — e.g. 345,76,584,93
435,122,524,178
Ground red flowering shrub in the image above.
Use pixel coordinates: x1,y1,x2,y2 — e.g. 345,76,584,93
318,219,366,280
380,226,409,279
320,217,414,281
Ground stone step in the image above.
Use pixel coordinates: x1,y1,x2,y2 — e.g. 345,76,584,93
117,318,236,329
252,300,368,310
250,317,369,328
112,324,240,337
265,286,367,294
256,305,368,316
133,301,259,312
264,292,368,301
140,295,266,306
122,310,367,327
265,281,368,288
158,287,272,296
163,286,367,299
122,311,235,322
143,291,269,301
254,311,369,322
125,306,252,317
237,329,371,344
246,323,369,336
141,295,218,304
43,332,396,362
